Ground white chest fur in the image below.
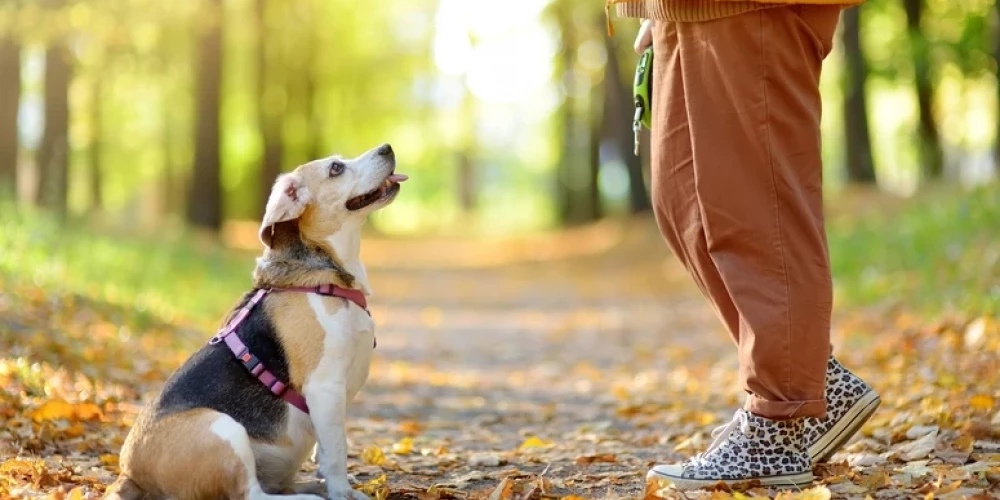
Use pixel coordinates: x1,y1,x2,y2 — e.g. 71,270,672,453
303,293,375,401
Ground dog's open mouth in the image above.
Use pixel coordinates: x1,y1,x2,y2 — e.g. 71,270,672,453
346,174,408,211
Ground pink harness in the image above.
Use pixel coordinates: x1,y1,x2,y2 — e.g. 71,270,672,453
208,284,370,414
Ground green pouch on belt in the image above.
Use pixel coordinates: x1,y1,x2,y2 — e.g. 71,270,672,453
633,46,653,130
630,46,653,156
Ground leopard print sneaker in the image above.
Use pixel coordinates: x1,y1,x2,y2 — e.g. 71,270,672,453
647,409,813,491
804,357,881,464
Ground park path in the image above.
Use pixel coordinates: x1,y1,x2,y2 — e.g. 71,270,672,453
344,220,745,499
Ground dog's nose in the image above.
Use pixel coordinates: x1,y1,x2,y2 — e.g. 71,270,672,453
377,144,393,156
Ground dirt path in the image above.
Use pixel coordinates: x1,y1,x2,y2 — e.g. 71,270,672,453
348,225,742,499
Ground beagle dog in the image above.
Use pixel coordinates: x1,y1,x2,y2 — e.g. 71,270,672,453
104,144,406,500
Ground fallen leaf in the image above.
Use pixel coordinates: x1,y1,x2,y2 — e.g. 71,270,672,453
362,446,386,466
906,426,940,440
895,430,938,461
574,454,616,465
29,400,103,423
99,454,119,466
862,469,890,490
392,437,414,455
828,481,868,495
971,395,995,411
355,474,388,500
517,437,553,451
488,478,512,500
399,420,425,435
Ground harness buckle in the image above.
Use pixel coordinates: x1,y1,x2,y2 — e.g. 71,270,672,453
239,351,261,373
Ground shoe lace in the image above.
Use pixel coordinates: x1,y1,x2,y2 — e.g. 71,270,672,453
689,410,755,467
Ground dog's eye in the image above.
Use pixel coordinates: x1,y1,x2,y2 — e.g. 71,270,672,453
328,161,345,177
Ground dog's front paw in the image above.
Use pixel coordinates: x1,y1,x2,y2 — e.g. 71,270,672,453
327,483,370,500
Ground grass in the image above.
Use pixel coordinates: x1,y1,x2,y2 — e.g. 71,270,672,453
827,183,1000,318
0,205,253,330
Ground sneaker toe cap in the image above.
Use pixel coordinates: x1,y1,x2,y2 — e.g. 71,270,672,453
647,464,685,480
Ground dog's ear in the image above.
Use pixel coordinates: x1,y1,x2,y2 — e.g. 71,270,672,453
259,172,311,249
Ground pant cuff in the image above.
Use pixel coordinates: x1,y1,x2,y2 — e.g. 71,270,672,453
745,394,826,420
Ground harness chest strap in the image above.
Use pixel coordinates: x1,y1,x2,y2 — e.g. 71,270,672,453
208,285,373,414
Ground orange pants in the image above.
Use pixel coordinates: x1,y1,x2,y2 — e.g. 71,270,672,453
650,5,842,419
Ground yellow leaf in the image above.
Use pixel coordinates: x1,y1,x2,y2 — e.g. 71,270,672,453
0,457,45,475
399,420,425,435
356,474,388,500
953,435,976,453
611,386,629,401
30,399,75,422
970,394,995,411
518,436,553,451
30,399,103,423
562,496,589,500
62,422,86,438
362,445,386,466
99,454,119,466
936,479,963,494
392,437,414,455
74,402,103,421
67,487,87,500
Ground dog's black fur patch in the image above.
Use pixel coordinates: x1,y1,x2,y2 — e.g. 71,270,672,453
153,291,292,442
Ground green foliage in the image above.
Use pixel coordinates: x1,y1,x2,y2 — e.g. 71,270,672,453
0,204,251,328
829,183,1000,317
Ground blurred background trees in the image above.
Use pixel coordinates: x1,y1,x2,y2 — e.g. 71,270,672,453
0,0,997,237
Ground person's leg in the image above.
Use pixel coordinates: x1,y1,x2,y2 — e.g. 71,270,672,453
677,4,840,421
646,6,875,490
649,13,742,345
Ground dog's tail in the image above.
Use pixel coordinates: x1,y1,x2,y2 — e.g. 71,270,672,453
103,476,145,500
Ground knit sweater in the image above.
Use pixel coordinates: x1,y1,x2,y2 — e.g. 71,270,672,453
606,0,860,23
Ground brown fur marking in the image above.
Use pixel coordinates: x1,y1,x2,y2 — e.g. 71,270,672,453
117,409,251,500
265,292,345,389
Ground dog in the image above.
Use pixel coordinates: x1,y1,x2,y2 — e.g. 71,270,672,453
104,143,407,500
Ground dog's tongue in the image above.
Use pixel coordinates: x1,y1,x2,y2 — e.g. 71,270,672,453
389,174,408,183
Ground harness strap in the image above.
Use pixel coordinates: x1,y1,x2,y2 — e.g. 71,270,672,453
208,284,372,415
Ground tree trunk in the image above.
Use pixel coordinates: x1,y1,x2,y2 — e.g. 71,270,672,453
0,35,19,199
88,76,102,212
601,33,649,213
995,0,1000,177
457,84,477,213
841,5,877,184
585,88,602,222
187,0,224,230
255,0,284,216
553,2,578,224
36,39,72,217
902,0,943,181
162,109,177,216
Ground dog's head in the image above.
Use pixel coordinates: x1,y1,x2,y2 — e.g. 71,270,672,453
258,143,407,249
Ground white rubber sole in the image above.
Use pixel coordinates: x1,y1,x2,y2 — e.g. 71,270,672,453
647,469,814,492
808,390,881,465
